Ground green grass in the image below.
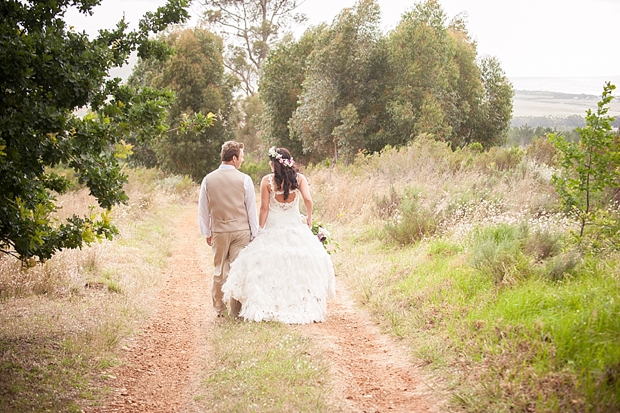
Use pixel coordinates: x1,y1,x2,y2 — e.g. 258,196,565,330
196,319,335,412
335,219,620,412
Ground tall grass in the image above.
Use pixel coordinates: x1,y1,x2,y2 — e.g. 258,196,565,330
308,138,620,412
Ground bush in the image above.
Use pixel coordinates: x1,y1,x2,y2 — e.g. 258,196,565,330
382,187,441,245
475,146,524,172
526,135,558,166
468,223,530,284
240,158,271,186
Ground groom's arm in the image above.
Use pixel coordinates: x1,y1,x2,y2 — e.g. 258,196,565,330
198,176,212,241
243,175,259,239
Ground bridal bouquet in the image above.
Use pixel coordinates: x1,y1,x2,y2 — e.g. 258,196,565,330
311,221,338,253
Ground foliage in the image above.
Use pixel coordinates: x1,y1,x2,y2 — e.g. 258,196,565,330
0,0,190,263
0,167,190,411
472,56,514,147
201,0,306,96
129,27,235,181
231,94,264,154
507,124,556,147
261,0,513,162
474,146,524,172
260,28,323,159
315,128,620,410
526,135,559,166
290,0,390,162
382,186,441,245
550,82,620,241
239,157,271,186
468,223,532,284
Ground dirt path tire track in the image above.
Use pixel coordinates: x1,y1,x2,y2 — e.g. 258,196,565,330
87,207,214,413
298,288,445,413
87,206,444,412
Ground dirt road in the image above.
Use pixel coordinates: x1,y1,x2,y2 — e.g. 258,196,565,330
87,208,444,412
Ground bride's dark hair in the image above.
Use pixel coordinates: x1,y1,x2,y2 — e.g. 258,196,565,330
269,147,299,201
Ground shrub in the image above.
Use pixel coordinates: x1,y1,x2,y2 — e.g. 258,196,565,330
474,146,524,172
240,158,271,186
525,229,562,261
383,187,441,245
526,135,558,166
373,186,401,220
550,82,620,241
468,223,529,284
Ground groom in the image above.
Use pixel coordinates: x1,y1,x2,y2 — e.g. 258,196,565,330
198,141,259,317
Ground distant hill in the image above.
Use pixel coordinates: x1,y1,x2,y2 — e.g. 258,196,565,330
510,79,620,129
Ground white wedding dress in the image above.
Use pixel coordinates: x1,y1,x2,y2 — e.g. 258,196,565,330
222,174,336,324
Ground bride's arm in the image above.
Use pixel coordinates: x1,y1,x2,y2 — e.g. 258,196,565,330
259,175,270,228
298,174,313,227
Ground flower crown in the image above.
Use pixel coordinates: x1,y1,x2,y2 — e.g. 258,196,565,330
268,147,295,168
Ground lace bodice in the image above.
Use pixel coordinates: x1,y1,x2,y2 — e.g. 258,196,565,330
265,174,304,229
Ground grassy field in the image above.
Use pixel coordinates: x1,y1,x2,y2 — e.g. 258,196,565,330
311,138,620,412
1,134,619,411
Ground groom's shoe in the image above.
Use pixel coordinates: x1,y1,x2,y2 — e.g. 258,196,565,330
229,298,242,318
215,306,227,318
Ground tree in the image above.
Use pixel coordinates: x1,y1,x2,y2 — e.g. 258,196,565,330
200,0,306,96
387,0,458,144
550,82,619,242
386,0,513,149
129,27,236,180
0,0,190,263
289,0,390,162
231,94,264,154
260,28,323,159
473,56,514,148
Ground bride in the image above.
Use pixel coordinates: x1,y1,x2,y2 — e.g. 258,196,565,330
221,147,336,324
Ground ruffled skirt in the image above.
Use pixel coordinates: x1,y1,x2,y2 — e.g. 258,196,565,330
222,223,335,324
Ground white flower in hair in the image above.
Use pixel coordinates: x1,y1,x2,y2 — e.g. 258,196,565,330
268,147,295,167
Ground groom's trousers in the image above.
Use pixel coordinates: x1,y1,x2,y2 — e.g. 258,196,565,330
211,229,251,317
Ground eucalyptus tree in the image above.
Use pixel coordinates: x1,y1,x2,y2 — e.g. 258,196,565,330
200,0,306,96
474,55,514,148
129,27,236,180
259,28,322,159
387,0,460,144
0,0,190,263
290,0,391,162
386,0,513,149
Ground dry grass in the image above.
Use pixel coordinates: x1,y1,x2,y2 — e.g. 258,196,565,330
308,139,561,235
0,167,196,412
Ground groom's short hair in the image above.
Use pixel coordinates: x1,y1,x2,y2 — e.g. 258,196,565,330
221,141,244,162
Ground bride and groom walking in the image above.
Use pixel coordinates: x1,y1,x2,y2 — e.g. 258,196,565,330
198,141,336,324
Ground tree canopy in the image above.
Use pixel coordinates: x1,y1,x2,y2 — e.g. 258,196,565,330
260,0,514,162
129,26,235,180
0,0,190,263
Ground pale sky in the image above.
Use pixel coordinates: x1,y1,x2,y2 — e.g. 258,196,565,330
65,0,620,94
